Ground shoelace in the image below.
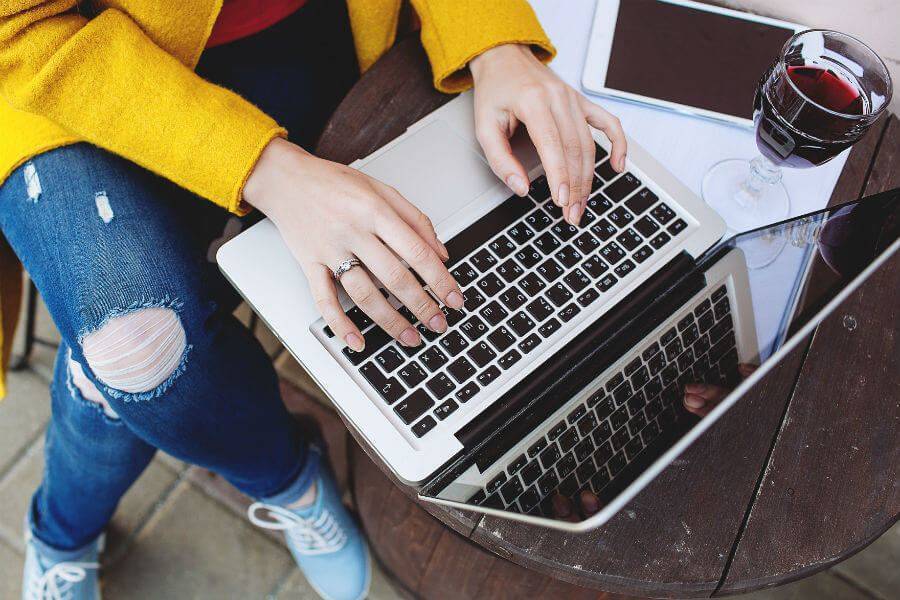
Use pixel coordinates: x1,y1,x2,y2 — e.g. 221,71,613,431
27,561,98,600
248,502,348,556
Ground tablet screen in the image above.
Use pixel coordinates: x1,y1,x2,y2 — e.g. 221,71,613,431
604,0,796,119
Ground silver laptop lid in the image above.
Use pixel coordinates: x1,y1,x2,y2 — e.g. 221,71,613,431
419,189,899,530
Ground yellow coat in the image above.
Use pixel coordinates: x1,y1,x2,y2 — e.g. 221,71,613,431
0,0,555,398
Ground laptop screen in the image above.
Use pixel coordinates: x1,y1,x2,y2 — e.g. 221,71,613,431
421,190,899,524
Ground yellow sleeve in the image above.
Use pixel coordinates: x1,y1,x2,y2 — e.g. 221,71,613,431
411,0,557,93
0,1,286,215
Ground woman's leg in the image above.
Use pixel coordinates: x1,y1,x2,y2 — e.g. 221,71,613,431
0,143,314,551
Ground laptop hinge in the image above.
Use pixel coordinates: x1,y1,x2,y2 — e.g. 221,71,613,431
423,251,704,494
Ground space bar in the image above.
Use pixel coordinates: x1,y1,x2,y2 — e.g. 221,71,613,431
444,195,534,268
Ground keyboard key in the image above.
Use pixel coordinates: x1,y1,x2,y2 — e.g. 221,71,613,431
489,234,516,258
375,347,404,373
588,193,614,215
469,248,497,272
460,316,489,342
608,206,634,227
496,259,524,283
563,268,590,292
625,188,659,215
574,437,594,462
322,325,334,338
538,317,562,338
420,346,448,372
529,175,551,201
590,173,604,193
451,263,478,287
500,476,525,504
467,341,497,367
507,311,536,336
649,202,676,224
633,245,654,263
447,356,476,383
597,273,617,292
568,404,587,423
634,215,660,237
614,259,635,278
577,288,600,307
487,326,516,352
594,142,609,162
508,454,528,475
558,303,581,322
712,284,728,302
498,349,522,370
518,486,541,513
551,221,579,242
624,357,642,376
397,362,427,387
557,452,578,477
342,326,392,365
668,218,688,236
554,245,582,268
573,231,601,254
487,472,507,494
537,258,565,282
434,399,459,420
616,228,643,251
360,361,388,388
477,365,501,386
547,283,573,307
582,256,608,279
499,287,528,311
549,420,567,439
538,471,560,496
649,231,671,250
519,273,546,298
591,218,617,241
477,273,505,296
678,313,695,331
515,245,542,268
445,196,532,267
595,160,618,181
539,442,562,469
346,306,373,330
521,459,543,486
425,373,456,399
463,287,486,311
518,333,541,354
439,331,468,357
443,307,464,328
525,208,554,231
479,301,509,326
526,297,554,321
600,241,627,264
534,231,561,255
507,223,535,245
412,416,437,437
395,389,435,424
455,381,479,403
604,172,641,202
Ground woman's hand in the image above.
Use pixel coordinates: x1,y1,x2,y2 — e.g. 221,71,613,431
470,44,627,227
244,138,463,352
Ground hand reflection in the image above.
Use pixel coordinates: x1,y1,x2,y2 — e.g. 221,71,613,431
551,490,603,522
683,363,758,417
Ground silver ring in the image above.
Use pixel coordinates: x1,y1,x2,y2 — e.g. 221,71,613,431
332,258,362,281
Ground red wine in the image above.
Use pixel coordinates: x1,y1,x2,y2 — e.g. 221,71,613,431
754,65,867,168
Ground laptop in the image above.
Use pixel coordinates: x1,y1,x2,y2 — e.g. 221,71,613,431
218,92,899,531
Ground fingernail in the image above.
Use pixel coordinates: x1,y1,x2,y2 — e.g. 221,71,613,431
569,202,583,226
438,240,450,261
618,156,626,172
506,174,527,197
345,333,364,352
399,327,420,347
446,290,464,309
685,383,707,393
558,183,570,206
428,313,448,333
581,491,599,513
684,394,705,409
552,494,571,517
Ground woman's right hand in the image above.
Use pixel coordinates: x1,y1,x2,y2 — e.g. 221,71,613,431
243,138,463,352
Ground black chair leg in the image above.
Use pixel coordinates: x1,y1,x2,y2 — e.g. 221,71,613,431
10,279,38,371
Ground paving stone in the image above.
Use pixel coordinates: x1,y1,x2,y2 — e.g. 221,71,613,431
0,370,49,474
104,481,292,599
833,522,900,600
0,437,180,557
275,353,330,406
0,539,24,599
740,570,870,600
273,555,403,600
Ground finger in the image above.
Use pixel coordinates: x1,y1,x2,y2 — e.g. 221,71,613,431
551,494,579,522
374,181,450,262
517,99,569,207
355,234,448,333
683,393,713,417
307,264,364,352
738,363,758,379
579,490,601,516
475,111,529,197
338,263,421,347
549,92,588,222
580,96,627,173
374,214,464,310
566,93,596,226
683,382,729,401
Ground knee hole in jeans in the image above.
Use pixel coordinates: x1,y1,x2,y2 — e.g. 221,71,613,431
80,307,188,396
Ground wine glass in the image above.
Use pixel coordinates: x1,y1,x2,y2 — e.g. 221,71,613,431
702,30,892,267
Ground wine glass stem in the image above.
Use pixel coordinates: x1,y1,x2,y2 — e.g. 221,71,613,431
735,155,783,209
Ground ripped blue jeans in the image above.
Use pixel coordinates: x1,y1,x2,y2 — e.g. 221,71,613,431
0,0,358,553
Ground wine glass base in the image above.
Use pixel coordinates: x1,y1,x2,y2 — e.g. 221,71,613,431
702,158,789,269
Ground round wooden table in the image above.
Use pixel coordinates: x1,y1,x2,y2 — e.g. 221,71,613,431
315,38,900,599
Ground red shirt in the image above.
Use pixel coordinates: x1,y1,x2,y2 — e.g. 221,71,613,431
207,0,308,47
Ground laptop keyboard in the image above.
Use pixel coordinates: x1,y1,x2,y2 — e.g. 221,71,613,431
467,284,738,515
321,144,691,439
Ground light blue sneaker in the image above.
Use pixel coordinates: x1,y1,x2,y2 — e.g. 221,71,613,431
22,529,101,600
248,467,371,600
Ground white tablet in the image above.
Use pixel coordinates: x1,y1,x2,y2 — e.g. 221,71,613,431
582,0,805,127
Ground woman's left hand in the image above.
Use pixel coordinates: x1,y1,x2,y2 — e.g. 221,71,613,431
470,43,627,227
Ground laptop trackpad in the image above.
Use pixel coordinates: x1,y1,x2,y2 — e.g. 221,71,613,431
358,120,500,226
